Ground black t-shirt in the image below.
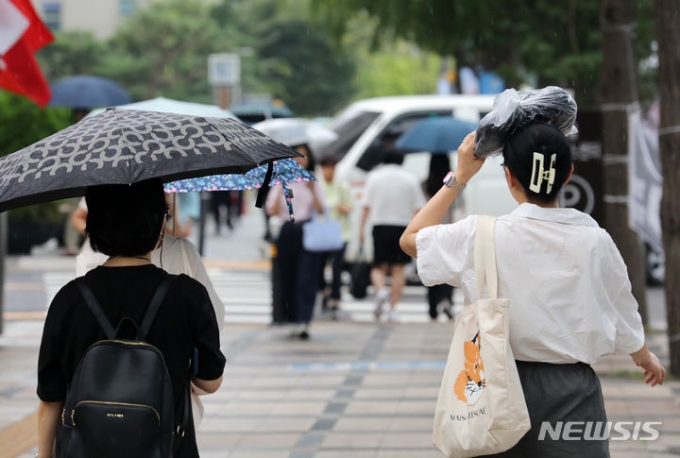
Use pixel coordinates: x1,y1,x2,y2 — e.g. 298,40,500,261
37,264,226,457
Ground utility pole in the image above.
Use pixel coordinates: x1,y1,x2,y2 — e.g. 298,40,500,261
599,0,648,322
654,0,680,375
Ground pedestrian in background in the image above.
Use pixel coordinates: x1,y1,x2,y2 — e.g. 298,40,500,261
317,155,353,319
210,190,235,234
359,150,426,322
423,154,456,321
266,146,325,339
400,126,665,456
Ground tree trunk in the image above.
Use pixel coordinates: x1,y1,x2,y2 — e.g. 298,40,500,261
654,0,680,375
599,0,648,323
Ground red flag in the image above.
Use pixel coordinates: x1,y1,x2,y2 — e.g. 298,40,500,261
0,0,54,107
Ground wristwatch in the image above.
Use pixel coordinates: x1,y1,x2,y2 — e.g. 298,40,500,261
443,171,466,192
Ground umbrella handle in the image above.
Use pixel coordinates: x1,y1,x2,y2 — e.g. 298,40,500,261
283,186,295,223
255,161,274,208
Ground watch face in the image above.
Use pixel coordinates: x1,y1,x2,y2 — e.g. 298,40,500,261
443,171,454,184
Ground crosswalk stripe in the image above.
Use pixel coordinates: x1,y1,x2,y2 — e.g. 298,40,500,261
42,269,459,324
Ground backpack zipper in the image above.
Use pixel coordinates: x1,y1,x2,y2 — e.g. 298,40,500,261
72,400,161,426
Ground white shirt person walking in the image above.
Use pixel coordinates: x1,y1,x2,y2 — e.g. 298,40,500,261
359,150,426,322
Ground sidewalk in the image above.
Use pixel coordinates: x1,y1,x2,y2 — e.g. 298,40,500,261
1,314,679,457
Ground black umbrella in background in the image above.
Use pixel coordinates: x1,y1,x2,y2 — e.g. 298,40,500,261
0,107,302,213
49,75,132,109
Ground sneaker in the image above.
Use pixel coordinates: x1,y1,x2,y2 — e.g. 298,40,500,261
387,310,400,322
289,323,302,338
299,325,310,340
330,304,339,321
374,289,389,319
438,300,454,320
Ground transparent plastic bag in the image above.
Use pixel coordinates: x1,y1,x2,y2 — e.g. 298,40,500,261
474,86,578,158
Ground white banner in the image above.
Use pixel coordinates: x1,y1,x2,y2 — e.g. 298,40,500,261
628,107,663,254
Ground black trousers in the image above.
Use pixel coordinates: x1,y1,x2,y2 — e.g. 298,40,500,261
274,222,322,324
427,283,454,319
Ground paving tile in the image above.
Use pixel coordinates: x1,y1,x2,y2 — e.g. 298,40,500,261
320,432,384,448
333,418,393,432
2,319,680,457
238,433,302,448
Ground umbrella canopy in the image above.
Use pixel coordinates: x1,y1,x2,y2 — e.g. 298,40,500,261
0,108,301,213
49,75,132,109
395,117,477,154
86,97,237,120
253,118,338,156
165,158,315,193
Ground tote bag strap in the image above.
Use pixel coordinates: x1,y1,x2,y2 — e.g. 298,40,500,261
474,215,499,300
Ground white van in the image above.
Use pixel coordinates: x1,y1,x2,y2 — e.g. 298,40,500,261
317,95,517,262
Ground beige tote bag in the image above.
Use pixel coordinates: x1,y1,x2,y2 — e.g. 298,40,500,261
433,215,530,457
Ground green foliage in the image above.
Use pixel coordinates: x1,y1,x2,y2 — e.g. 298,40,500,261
311,0,656,105
354,45,442,99
258,20,356,116
36,31,108,82
0,92,71,157
100,0,230,102
0,92,73,224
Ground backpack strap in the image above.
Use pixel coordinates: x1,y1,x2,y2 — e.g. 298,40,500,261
76,275,176,341
76,278,117,340
138,275,176,341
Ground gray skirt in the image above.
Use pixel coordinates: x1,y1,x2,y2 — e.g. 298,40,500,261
479,360,609,458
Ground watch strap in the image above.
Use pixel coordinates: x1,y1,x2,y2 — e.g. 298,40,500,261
443,171,466,192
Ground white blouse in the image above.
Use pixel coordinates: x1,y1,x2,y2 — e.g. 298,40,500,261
416,203,645,365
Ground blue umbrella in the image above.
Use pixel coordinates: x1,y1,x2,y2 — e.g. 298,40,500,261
164,159,315,222
49,75,132,109
395,117,477,154
164,158,314,193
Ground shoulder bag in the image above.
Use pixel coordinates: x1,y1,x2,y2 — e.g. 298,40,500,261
432,215,530,457
302,209,344,252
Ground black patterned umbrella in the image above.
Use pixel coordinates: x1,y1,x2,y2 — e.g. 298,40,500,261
0,108,301,212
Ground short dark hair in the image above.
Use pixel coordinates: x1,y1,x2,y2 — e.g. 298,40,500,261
382,149,405,165
86,179,167,257
318,155,338,167
502,123,572,202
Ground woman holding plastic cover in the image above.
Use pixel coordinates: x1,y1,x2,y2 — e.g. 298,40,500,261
37,179,225,458
400,125,665,457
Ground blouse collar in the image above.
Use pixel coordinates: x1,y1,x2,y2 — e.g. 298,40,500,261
510,203,599,227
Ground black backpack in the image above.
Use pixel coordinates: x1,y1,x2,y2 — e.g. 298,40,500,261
57,276,188,458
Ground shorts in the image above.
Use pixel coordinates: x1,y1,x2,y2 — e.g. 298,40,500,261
372,225,411,265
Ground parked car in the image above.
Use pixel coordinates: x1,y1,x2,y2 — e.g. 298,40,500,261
316,94,517,265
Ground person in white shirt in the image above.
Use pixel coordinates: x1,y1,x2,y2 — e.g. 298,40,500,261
400,123,665,457
360,150,426,322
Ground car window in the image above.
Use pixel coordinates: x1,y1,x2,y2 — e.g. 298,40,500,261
316,110,380,160
356,111,453,171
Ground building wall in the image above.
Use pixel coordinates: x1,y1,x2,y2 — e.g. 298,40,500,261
30,0,218,40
